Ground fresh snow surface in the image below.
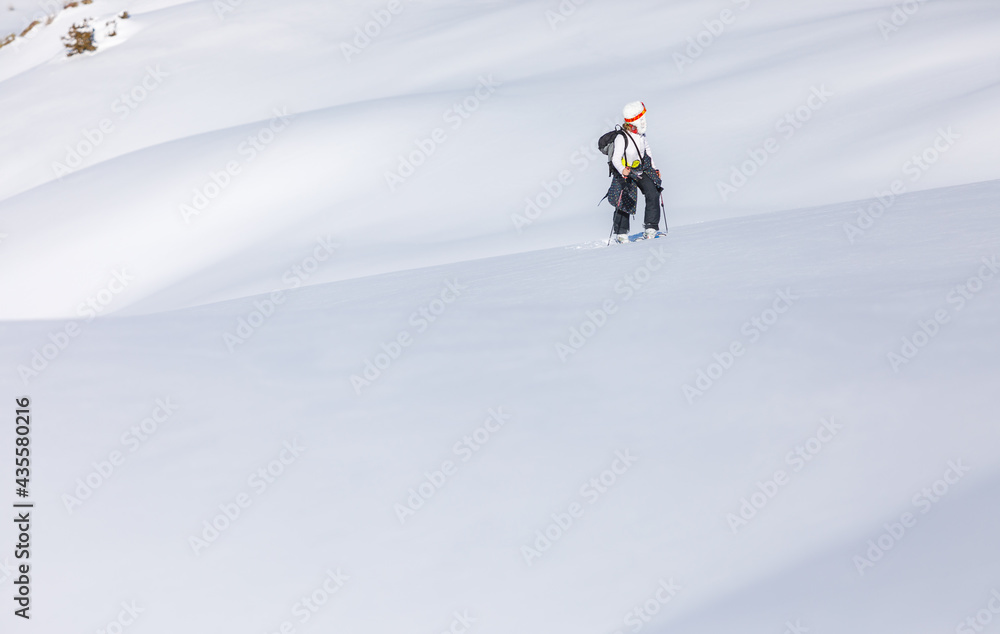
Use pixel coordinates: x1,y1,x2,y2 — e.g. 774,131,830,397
1,0,1000,633
3,179,1000,633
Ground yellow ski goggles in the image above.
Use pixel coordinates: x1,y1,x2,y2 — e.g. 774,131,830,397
621,157,641,168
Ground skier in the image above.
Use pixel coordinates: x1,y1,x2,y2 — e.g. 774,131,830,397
605,101,664,244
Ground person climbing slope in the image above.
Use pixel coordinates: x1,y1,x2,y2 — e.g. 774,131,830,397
604,101,665,244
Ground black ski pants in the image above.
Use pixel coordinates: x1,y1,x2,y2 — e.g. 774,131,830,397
613,171,661,234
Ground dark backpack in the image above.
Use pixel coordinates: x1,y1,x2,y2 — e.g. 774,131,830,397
597,126,643,177
597,126,625,156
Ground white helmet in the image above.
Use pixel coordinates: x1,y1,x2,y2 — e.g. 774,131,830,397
623,101,647,134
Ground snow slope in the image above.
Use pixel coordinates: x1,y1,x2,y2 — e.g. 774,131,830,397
1,180,999,633
2,0,1000,631
1,0,1000,319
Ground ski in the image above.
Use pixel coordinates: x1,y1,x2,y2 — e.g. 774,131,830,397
629,231,668,242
